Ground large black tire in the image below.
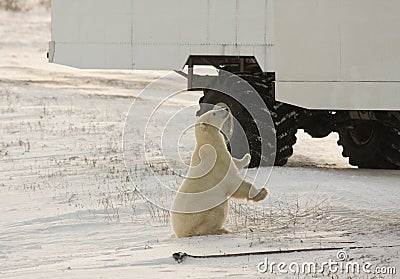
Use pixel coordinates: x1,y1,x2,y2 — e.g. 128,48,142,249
337,121,400,169
197,73,298,168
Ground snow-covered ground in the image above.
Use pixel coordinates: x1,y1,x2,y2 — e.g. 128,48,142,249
0,6,399,279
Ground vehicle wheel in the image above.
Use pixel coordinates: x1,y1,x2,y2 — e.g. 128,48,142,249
337,121,400,169
197,73,298,168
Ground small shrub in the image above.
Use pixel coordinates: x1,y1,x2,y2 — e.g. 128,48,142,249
0,0,28,12
39,0,51,10
0,0,51,12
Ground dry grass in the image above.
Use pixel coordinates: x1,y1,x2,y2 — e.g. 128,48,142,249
38,0,51,9
0,0,51,12
227,193,331,233
0,0,27,11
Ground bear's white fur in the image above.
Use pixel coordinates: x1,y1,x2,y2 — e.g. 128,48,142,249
171,107,269,238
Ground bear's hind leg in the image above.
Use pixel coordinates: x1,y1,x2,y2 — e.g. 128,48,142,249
215,227,231,235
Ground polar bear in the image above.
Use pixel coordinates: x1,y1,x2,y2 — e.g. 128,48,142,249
171,107,269,238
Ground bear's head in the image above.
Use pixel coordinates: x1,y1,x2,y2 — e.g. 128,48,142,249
195,107,230,145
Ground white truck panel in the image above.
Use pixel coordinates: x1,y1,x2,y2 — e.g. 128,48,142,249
275,0,400,82
52,0,132,43
275,0,341,82
274,0,400,109
53,44,134,70
51,0,134,69
340,0,400,81
276,82,400,110
237,0,268,45
50,0,274,71
132,0,181,44
176,1,209,44
208,0,237,44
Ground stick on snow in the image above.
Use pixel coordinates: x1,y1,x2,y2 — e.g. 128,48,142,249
173,244,400,263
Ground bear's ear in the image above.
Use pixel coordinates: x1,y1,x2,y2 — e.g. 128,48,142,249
199,123,208,131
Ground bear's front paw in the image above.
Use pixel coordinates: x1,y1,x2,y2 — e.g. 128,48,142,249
242,153,251,167
251,188,269,202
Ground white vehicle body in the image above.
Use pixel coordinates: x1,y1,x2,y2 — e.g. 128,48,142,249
50,0,400,111
50,0,275,71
